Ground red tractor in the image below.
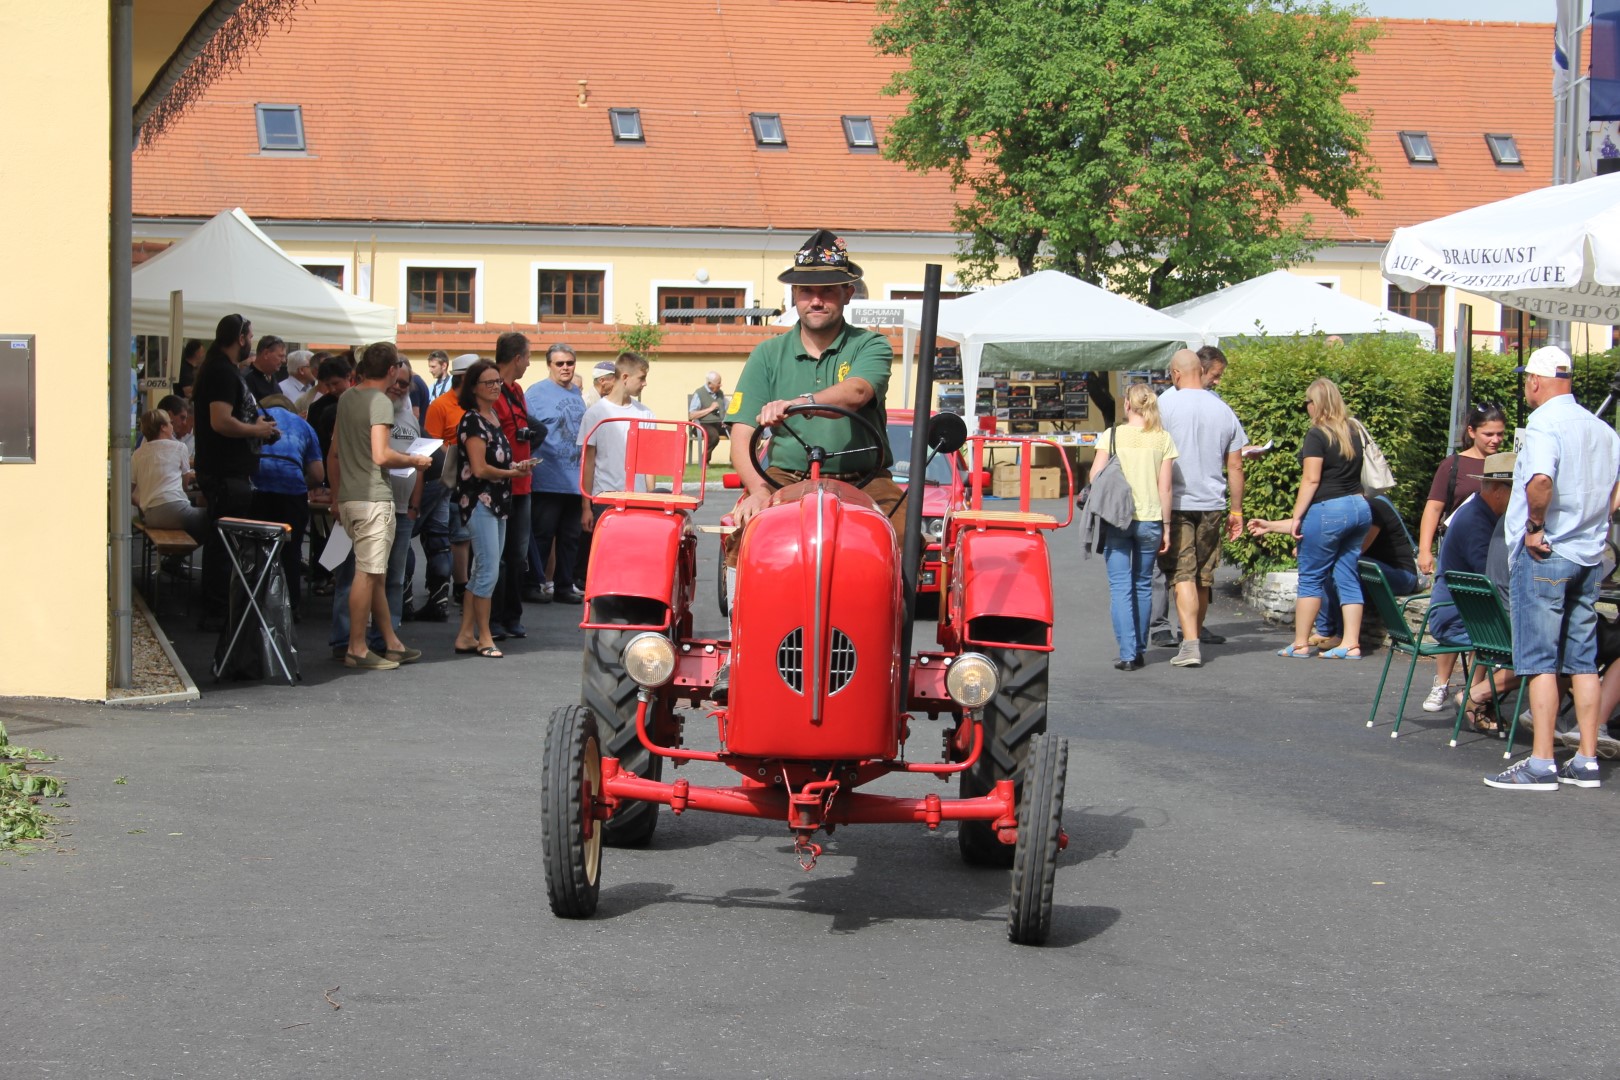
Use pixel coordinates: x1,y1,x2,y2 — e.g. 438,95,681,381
543,314,1073,944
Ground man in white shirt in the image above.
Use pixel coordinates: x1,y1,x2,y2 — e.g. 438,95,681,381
579,351,656,533
278,349,317,404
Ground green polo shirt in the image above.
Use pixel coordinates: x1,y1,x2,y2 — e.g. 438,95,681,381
728,321,893,473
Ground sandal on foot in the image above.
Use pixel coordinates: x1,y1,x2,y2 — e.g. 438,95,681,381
476,645,503,658
454,643,480,654
1321,646,1364,659
1457,693,1499,733
1277,644,1317,658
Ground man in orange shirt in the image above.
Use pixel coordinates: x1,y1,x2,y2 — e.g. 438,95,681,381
413,353,476,619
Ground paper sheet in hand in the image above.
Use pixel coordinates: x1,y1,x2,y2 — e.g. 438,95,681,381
388,437,443,478
318,519,352,571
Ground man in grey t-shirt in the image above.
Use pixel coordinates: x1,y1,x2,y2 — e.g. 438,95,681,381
1155,349,1246,668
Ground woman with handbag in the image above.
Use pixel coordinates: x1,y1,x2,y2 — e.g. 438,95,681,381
1247,377,1373,658
1088,384,1177,670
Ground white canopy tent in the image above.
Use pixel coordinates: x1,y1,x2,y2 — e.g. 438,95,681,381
1381,171,1620,325
132,207,398,344
899,271,1205,408
1163,269,1436,349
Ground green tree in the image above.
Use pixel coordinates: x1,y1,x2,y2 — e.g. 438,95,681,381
873,0,1380,307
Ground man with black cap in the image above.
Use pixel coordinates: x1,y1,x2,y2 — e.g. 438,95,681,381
1485,346,1620,791
727,229,902,531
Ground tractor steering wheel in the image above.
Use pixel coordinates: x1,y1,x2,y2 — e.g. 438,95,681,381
747,401,888,490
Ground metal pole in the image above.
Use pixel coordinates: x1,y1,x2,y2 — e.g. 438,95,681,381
110,0,135,689
898,264,942,672
1448,302,1472,450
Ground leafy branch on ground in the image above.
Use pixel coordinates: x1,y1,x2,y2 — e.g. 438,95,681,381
1,721,64,848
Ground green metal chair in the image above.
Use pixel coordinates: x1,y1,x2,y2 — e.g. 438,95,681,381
1359,559,1471,738
1442,570,1528,757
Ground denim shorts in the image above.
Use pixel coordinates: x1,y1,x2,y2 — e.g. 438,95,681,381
1510,550,1600,676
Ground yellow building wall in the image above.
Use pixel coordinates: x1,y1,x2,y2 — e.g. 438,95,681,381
0,3,112,699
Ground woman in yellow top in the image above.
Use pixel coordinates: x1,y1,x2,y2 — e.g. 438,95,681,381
1088,384,1177,670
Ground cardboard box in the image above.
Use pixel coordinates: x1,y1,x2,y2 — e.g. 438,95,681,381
1029,467,1061,501
992,463,1022,499
1028,443,1065,468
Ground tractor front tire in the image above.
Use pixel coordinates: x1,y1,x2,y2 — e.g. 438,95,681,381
958,645,1048,867
1008,732,1067,946
541,705,603,919
583,628,662,847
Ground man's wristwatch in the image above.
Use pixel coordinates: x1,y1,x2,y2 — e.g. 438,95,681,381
1526,519,1545,534
798,392,816,404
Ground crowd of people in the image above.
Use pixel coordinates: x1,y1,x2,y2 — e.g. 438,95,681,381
133,230,1620,791
134,315,675,671
1089,335,1620,788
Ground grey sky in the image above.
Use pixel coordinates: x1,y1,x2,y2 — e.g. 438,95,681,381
1354,0,1552,21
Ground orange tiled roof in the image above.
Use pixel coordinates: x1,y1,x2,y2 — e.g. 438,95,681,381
134,7,1556,244
1293,18,1554,242
133,0,959,233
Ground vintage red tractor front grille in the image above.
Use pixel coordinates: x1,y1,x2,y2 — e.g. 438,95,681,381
778,628,805,692
776,627,858,695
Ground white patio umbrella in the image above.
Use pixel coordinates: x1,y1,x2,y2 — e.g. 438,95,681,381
1381,171,1620,325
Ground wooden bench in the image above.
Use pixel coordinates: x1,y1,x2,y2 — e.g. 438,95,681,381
134,520,201,613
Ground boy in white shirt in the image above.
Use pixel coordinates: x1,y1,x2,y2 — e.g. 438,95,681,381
578,351,656,532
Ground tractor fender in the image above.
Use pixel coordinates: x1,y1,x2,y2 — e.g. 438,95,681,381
956,526,1053,649
583,505,687,628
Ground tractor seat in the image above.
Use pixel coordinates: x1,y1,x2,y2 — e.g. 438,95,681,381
598,491,701,510
950,509,1058,529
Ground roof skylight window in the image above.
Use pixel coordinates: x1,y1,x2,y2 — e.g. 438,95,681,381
1485,133,1522,166
751,113,786,146
255,104,306,152
842,115,877,150
1398,130,1436,165
610,108,644,142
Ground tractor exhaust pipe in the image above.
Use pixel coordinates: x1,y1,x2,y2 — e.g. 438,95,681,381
899,264,943,665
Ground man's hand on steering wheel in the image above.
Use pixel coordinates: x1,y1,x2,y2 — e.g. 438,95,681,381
745,400,887,492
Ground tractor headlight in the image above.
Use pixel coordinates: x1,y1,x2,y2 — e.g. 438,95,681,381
622,633,676,688
922,516,945,541
946,652,998,709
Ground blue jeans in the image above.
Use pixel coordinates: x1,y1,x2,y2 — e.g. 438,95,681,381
329,511,410,650
1298,496,1372,611
1511,550,1600,676
1316,557,1418,636
1102,519,1162,662
467,502,507,599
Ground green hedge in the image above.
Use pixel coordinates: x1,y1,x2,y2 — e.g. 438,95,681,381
1216,336,1619,575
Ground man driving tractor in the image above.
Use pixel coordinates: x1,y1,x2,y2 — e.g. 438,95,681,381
726,228,908,535
714,230,911,702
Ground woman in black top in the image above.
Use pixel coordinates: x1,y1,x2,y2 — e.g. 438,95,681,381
452,359,536,658
1246,377,1373,658
1313,494,1418,644
1414,402,1507,576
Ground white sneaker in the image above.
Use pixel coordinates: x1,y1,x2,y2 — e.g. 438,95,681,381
1421,682,1450,712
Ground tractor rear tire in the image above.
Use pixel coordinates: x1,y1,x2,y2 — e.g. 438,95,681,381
583,628,662,847
541,705,603,919
1008,732,1067,946
958,645,1048,867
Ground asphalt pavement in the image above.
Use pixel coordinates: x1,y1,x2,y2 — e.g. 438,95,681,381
5,497,1618,1079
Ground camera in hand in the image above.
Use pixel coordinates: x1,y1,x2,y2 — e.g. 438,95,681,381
514,426,536,444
